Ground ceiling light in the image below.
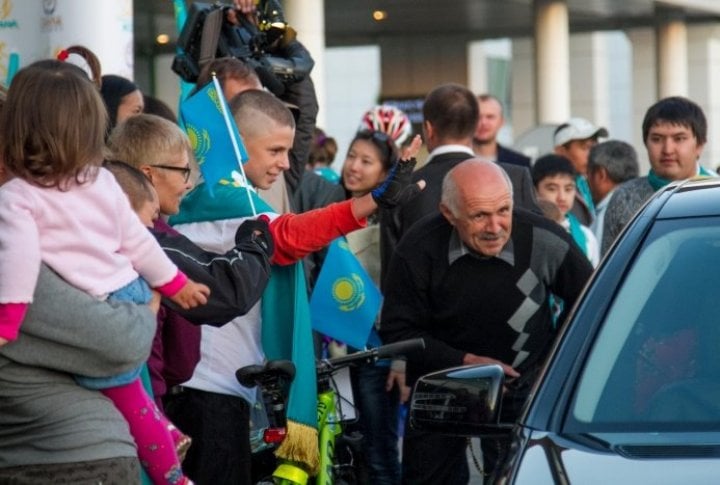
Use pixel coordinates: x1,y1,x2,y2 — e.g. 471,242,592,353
372,10,387,21
156,33,170,45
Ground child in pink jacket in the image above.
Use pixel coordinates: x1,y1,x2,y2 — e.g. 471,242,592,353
0,60,207,485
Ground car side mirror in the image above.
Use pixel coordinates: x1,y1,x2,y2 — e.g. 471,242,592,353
409,364,510,436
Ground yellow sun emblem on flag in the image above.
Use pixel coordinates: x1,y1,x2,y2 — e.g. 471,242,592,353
332,274,366,312
185,124,212,166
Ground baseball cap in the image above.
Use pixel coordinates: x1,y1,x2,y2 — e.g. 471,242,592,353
553,117,608,147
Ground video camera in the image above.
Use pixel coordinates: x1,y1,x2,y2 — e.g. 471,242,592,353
172,1,314,96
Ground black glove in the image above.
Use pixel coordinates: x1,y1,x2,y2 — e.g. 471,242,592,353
235,217,274,258
371,157,422,210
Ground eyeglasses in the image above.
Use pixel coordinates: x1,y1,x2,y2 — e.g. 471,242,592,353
151,164,192,183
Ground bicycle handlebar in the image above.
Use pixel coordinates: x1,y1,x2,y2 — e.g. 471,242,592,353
316,338,425,377
375,338,425,360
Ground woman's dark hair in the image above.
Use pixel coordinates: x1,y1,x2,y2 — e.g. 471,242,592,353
309,127,338,167
100,74,139,129
350,129,399,173
60,45,102,89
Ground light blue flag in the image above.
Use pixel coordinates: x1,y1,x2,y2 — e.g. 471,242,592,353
179,79,250,196
172,0,195,103
310,238,382,350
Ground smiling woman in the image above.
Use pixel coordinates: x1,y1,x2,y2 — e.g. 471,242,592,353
101,74,145,132
107,113,195,216
341,130,398,198
151,164,192,183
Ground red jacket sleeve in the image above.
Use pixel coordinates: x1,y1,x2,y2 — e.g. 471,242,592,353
269,199,367,265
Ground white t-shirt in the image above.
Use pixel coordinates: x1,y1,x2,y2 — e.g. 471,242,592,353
174,214,276,404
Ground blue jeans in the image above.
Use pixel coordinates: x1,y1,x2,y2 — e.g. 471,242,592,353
351,361,401,485
75,278,151,389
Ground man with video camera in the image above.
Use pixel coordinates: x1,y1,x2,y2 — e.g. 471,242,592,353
173,0,317,207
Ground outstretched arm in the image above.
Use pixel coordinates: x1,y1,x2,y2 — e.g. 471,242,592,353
152,218,273,325
270,136,425,265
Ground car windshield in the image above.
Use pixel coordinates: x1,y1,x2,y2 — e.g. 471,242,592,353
568,216,720,431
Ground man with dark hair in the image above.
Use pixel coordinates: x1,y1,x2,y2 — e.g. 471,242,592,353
380,83,538,285
473,93,531,167
380,159,592,484
586,140,639,253
602,96,712,253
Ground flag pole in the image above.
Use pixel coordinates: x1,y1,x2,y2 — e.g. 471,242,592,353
211,73,257,216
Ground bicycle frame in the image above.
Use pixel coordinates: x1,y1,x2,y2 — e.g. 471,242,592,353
271,383,343,485
316,388,343,484
245,338,425,485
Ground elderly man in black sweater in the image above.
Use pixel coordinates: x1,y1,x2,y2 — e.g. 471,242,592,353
380,159,593,484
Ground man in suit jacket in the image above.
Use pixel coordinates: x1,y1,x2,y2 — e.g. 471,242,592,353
473,93,531,168
380,83,538,285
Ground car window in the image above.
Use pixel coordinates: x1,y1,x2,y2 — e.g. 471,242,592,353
568,217,720,431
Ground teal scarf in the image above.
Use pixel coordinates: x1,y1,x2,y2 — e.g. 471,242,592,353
648,166,714,191
566,212,588,258
170,181,320,473
576,175,595,215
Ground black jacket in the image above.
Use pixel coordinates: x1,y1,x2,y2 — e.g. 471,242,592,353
152,220,272,326
380,209,593,387
497,144,531,168
279,42,319,197
379,150,539,287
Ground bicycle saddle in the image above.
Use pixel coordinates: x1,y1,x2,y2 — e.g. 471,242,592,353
236,360,296,388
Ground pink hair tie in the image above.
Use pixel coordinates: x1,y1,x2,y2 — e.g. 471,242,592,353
56,49,69,61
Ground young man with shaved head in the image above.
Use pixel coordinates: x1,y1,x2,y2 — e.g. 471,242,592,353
381,159,592,484
164,89,422,484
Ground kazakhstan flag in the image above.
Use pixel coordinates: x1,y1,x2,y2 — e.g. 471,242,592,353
310,237,382,350
179,79,248,194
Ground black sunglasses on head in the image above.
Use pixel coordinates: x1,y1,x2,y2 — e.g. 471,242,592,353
357,129,396,162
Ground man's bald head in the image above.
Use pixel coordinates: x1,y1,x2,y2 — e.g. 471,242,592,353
440,159,514,257
441,159,513,216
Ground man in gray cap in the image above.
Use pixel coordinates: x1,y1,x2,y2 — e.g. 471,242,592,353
553,117,608,226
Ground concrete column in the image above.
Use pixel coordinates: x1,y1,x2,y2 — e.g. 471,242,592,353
627,27,656,174
511,38,536,139
0,1,132,82
533,0,570,123
284,0,326,127
656,7,688,98
467,41,489,96
687,24,720,170
49,0,134,79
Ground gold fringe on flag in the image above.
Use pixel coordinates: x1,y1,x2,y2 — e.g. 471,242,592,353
275,420,320,476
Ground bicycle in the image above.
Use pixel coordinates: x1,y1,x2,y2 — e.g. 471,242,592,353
236,338,425,485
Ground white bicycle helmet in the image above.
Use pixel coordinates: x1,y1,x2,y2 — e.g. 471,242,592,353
358,105,412,147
